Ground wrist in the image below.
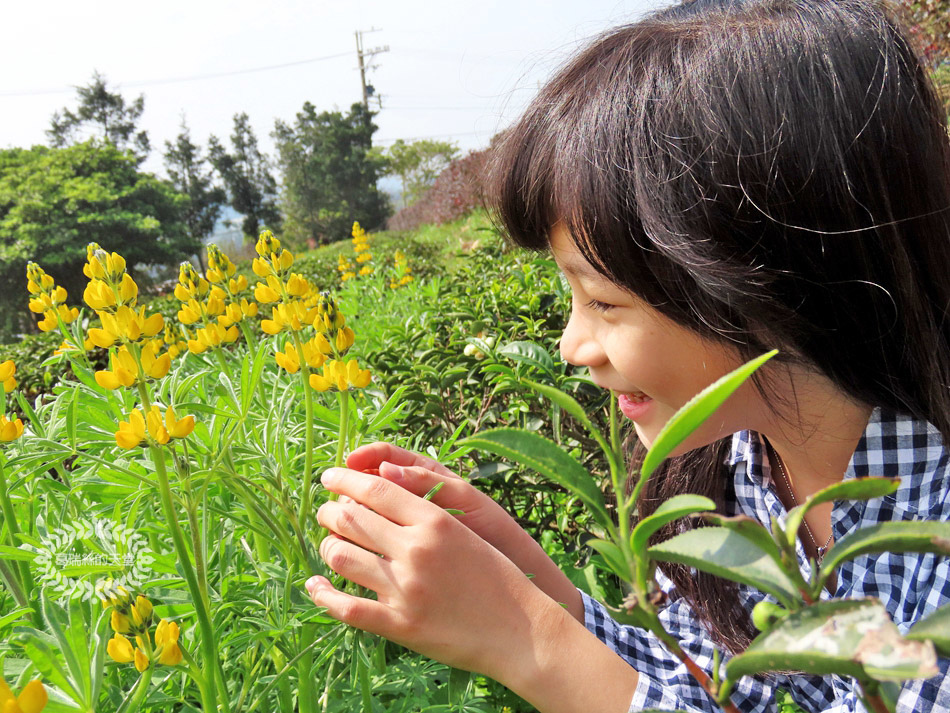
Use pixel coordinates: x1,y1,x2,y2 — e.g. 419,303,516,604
496,587,638,713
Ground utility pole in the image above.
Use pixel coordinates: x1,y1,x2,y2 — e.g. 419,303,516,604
355,28,389,112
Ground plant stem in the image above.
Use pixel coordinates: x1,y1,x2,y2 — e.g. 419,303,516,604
293,331,317,532
116,667,154,713
0,458,34,608
137,383,222,713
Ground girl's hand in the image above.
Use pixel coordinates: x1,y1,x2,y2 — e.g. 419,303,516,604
310,467,557,676
308,467,639,713
344,443,583,619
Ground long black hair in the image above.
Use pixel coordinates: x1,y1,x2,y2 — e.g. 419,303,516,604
488,0,950,652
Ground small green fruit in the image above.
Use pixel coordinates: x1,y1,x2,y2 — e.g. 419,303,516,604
751,600,787,631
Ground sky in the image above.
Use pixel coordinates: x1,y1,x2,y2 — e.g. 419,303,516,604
1,0,668,177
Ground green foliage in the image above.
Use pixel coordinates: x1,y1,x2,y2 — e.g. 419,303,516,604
0,142,192,338
375,138,459,208
209,113,281,239
163,119,227,260
273,102,390,246
47,71,150,161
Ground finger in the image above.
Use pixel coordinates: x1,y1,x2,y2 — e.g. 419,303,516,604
321,467,440,527
378,462,472,510
346,442,459,479
318,535,393,593
305,575,393,633
317,499,401,556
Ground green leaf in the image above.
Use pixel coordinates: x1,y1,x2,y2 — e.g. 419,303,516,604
497,340,556,376
785,478,898,549
642,350,777,481
630,494,715,558
819,521,950,588
364,385,409,433
702,514,784,564
726,598,938,682
906,601,950,656
522,379,601,445
649,526,801,608
460,428,610,528
587,538,630,580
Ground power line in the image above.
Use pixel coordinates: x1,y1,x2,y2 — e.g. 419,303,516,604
0,51,353,98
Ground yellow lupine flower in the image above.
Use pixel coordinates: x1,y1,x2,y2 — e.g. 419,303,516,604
145,406,170,445
0,360,16,393
165,406,195,439
115,409,147,449
0,415,24,442
308,359,371,392
0,678,48,713
254,283,280,304
358,266,373,276
131,595,153,628
111,609,132,635
107,633,135,663
275,343,300,374
155,619,183,666
134,649,149,672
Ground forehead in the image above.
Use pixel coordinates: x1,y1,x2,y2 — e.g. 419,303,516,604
549,224,608,282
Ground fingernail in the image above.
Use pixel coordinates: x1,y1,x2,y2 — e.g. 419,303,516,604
321,469,340,486
306,575,327,594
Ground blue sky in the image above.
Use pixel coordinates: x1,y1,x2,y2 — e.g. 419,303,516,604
2,0,666,176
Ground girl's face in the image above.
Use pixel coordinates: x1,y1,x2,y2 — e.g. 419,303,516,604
551,225,767,452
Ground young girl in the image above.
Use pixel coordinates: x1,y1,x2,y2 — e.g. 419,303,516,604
305,0,950,711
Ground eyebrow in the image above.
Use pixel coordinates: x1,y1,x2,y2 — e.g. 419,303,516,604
559,260,604,280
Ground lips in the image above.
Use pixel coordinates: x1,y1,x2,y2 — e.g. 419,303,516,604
617,390,653,420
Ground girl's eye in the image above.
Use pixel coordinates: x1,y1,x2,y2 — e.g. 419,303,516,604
585,298,615,313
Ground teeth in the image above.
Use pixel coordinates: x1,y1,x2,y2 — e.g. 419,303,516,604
625,391,650,403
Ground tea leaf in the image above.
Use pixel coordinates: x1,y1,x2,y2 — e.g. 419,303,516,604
906,601,950,657
726,598,938,682
497,340,556,376
785,478,898,549
630,494,716,558
649,526,800,608
460,428,610,528
587,538,630,580
642,351,777,481
819,521,950,588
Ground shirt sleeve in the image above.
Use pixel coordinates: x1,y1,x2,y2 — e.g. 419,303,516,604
580,590,775,713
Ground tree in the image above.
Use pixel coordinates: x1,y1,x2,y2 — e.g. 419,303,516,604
273,102,390,245
900,0,950,113
47,71,150,160
377,139,459,208
164,119,227,268
208,113,281,240
0,142,191,334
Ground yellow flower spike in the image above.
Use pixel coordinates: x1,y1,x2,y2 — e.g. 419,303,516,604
165,406,195,439
0,361,15,383
143,313,164,337
107,633,135,663
0,415,24,442
241,299,258,317
301,340,327,369
115,409,146,449
28,297,46,313
224,325,239,343
278,249,294,271
206,295,225,316
312,332,332,355
229,275,248,293
186,338,207,355
14,679,47,713
134,649,149,672
146,351,171,380
146,406,170,445
3,376,16,394
308,372,331,392
358,266,373,277
106,252,127,278
111,608,132,634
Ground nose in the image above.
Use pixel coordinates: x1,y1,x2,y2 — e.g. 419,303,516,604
559,303,606,367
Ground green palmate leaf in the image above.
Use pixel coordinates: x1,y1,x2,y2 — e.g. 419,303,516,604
818,521,950,589
906,601,950,656
785,478,898,549
641,350,777,481
726,598,938,682
587,538,630,580
630,494,716,558
460,428,611,528
649,527,801,608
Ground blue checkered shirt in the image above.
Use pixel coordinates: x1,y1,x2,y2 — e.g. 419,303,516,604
582,408,950,712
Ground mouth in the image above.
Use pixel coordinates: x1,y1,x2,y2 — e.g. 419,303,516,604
617,390,653,420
